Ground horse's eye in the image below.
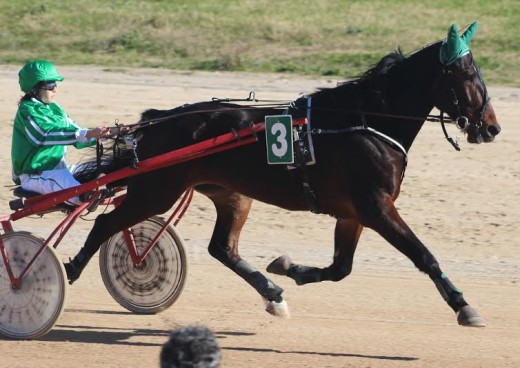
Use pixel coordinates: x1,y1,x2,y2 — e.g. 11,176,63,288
464,72,475,81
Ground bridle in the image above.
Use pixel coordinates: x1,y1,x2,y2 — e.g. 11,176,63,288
438,54,490,150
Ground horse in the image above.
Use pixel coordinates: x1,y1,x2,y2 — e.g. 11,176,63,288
65,22,500,327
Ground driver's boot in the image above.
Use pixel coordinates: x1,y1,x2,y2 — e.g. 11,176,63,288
64,248,92,285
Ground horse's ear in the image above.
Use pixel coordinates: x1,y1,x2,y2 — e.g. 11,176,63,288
461,21,478,46
439,23,476,65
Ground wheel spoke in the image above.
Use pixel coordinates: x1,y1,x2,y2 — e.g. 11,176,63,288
99,217,187,314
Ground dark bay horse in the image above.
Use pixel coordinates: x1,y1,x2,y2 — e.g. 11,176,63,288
66,22,500,326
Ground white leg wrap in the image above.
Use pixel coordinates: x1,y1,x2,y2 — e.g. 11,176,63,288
263,297,290,318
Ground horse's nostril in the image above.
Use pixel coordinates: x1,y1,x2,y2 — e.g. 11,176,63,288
487,125,501,137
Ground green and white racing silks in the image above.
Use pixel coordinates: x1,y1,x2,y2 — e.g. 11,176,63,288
11,98,95,184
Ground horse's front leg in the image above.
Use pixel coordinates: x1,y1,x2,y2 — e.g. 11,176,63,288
359,194,485,327
267,218,363,285
202,187,289,317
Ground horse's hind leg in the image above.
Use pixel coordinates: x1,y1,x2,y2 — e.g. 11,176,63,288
267,218,363,285
65,176,186,284
198,185,289,317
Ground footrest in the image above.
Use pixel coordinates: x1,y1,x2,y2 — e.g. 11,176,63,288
9,186,75,212
9,198,24,211
9,187,42,210
12,186,41,199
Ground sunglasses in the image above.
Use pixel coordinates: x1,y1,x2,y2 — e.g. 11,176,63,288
40,81,57,91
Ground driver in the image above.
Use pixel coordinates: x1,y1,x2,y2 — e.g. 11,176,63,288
11,60,109,205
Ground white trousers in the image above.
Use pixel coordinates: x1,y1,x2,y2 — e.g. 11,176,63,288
20,168,82,205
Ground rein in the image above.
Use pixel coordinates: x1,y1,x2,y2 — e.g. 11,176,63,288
109,55,484,152
119,102,291,133
116,100,454,135
106,53,487,152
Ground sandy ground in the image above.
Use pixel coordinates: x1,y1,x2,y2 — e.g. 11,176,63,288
0,65,519,368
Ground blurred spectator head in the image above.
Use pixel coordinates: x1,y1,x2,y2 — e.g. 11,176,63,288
160,325,221,368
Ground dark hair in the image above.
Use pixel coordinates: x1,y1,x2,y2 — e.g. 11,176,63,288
18,81,53,105
160,326,221,368
18,92,36,105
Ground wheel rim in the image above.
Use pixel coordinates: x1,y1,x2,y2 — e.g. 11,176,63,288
0,233,67,339
101,218,186,312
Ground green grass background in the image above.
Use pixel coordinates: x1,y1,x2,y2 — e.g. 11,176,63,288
0,0,518,86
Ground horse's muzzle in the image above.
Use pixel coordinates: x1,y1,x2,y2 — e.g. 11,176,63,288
467,122,501,143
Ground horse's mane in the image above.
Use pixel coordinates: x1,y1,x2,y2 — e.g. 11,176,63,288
350,41,444,85
307,48,406,100
341,48,406,88
354,48,405,84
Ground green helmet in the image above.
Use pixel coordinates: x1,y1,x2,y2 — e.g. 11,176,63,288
18,60,64,93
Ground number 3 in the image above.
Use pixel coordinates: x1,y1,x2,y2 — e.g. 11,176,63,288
271,122,288,157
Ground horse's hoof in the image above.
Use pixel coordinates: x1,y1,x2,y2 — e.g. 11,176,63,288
266,255,293,276
263,298,290,318
457,305,486,327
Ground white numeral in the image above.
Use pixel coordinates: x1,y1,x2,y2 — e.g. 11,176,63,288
271,122,288,157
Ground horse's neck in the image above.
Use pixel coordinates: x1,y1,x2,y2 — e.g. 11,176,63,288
309,45,441,152
312,84,433,152
364,48,440,151
370,87,433,151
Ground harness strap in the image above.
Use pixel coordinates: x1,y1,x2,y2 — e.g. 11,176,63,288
292,126,319,214
293,163,319,214
313,125,409,182
440,111,461,151
312,125,407,153
364,127,408,157
306,97,316,164
284,97,320,214
95,141,104,176
298,97,319,213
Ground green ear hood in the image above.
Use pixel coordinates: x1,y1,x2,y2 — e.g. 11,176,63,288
439,21,478,65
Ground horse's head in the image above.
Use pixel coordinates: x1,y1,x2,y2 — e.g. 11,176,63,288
433,22,500,143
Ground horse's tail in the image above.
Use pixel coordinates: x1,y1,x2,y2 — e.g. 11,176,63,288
72,138,135,186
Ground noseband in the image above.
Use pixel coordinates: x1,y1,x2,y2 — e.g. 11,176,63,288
439,57,490,150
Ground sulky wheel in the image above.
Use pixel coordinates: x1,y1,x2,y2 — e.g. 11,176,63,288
99,216,187,314
0,232,67,339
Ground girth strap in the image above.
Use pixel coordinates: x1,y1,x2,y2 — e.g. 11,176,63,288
292,132,319,214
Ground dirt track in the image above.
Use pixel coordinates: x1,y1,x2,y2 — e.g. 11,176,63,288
0,65,519,367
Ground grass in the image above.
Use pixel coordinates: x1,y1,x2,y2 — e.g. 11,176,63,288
0,0,519,86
